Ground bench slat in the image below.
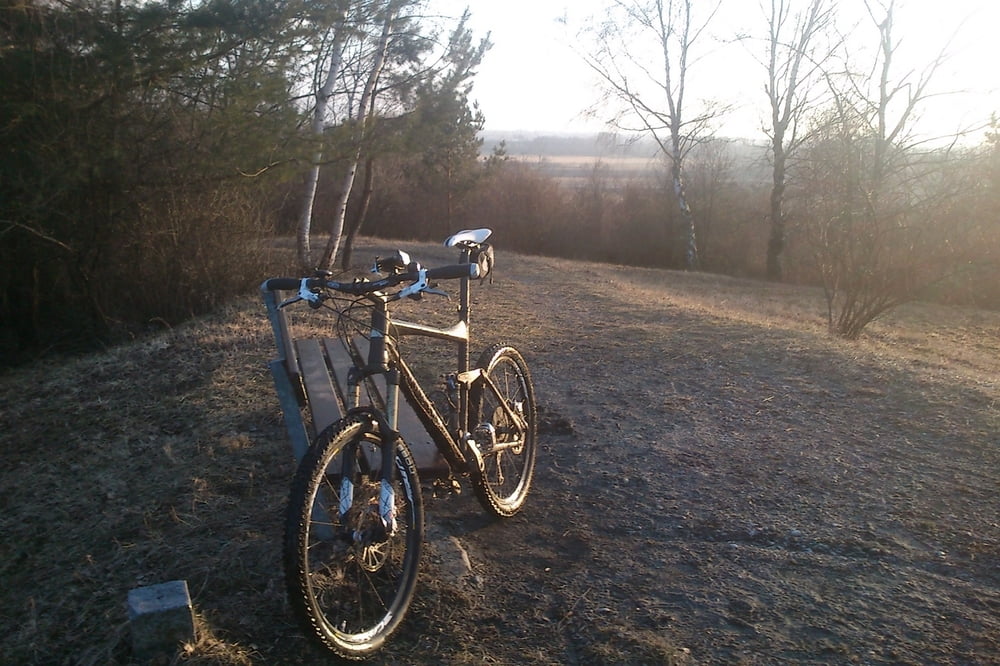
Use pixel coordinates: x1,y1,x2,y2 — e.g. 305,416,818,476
267,292,451,477
321,338,354,409
294,339,344,437
350,338,449,478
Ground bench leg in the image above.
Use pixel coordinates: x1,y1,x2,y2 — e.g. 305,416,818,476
269,359,311,463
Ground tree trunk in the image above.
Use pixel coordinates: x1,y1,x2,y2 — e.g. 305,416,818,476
762,0,834,282
671,158,699,270
340,155,376,270
317,6,396,271
767,140,787,281
296,20,347,270
445,161,453,236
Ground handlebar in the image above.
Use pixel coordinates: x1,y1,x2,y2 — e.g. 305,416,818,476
263,277,306,291
426,264,481,280
261,262,480,303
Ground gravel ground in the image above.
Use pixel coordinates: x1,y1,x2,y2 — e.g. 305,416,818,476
2,239,997,664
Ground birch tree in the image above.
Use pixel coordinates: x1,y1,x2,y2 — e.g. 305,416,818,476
585,0,725,270
295,0,414,271
296,1,351,269
316,2,399,270
758,0,835,281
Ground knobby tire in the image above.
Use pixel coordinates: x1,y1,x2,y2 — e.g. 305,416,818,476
283,414,424,660
470,343,537,518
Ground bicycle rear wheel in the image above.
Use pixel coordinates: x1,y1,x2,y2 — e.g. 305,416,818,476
470,343,537,518
283,414,423,660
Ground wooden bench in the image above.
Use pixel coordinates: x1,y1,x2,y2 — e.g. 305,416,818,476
261,286,448,477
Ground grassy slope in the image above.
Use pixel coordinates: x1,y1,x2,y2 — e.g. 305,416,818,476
1,238,997,664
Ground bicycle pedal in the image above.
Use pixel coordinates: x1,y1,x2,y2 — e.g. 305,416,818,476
432,476,462,497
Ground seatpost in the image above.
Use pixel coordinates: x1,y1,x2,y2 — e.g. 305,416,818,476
458,246,472,375
457,247,473,431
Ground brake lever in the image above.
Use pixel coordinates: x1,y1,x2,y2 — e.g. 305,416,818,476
398,269,428,300
278,278,323,308
424,285,449,299
398,269,452,301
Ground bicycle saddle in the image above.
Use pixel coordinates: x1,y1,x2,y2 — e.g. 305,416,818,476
445,228,492,247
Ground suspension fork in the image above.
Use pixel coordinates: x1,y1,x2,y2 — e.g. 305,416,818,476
336,403,401,535
378,369,401,533
338,299,401,534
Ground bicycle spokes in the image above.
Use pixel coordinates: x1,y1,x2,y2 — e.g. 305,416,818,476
469,344,537,518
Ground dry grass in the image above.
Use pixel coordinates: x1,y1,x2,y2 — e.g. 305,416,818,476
1,237,998,664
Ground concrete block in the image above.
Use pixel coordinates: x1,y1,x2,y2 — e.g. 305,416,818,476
127,580,196,661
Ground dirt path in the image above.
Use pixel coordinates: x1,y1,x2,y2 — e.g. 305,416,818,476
399,253,999,665
1,241,998,664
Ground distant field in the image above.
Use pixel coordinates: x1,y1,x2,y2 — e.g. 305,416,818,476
484,131,773,187
509,153,664,187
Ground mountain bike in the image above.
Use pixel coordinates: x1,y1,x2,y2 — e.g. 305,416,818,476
261,229,536,660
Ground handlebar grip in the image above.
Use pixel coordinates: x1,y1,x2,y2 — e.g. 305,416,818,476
262,278,304,291
425,264,479,280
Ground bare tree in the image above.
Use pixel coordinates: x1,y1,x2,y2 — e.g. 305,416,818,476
758,0,835,281
295,0,410,271
584,0,725,270
804,0,964,338
316,2,399,270
296,1,350,269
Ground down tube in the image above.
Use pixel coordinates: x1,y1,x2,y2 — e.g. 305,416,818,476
395,355,466,470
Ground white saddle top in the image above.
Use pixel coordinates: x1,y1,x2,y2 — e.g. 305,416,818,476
445,228,492,247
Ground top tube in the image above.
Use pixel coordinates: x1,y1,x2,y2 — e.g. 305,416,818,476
391,319,469,343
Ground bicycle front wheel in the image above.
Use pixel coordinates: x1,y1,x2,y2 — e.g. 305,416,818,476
283,414,424,660
470,343,537,518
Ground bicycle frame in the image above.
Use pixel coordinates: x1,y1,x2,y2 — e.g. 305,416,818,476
345,243,529,480
347,243,478,475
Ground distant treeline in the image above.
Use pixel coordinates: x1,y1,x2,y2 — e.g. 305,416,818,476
329,133,1000,315
3,1,998,365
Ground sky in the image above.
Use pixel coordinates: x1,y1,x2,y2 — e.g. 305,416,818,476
430,0,999,142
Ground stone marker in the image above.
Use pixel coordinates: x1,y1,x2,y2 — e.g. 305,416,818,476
127,580,196,661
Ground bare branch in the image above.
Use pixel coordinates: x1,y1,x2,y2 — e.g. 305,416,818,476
0,221,74,253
